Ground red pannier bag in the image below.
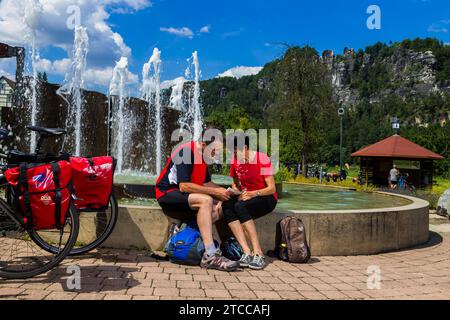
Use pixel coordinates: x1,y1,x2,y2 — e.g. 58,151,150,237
5,161,72,230
70,156,114,210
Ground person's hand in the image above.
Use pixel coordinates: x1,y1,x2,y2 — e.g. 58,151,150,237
239,190,258,201
227,187,242,197
213,188,231,202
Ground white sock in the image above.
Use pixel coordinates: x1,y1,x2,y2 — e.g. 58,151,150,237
205,243,217,257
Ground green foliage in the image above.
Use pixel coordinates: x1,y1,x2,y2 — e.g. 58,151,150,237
206,104,257,131
275,166,295,183
268,46,336,170
402,122,450,177
200,38,450,180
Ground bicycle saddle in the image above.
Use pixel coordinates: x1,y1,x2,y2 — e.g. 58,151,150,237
27,126,66,136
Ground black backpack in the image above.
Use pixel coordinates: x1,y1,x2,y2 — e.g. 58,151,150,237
276,217,311,263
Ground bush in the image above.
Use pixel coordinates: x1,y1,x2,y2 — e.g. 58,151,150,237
275,166,295,183
291,175,377,192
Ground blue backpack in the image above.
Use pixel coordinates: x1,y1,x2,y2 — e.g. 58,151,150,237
164,221,205,266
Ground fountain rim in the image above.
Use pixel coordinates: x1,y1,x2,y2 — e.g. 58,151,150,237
118,190,427,215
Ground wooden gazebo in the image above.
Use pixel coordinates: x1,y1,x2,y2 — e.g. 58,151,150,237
352,135,444,188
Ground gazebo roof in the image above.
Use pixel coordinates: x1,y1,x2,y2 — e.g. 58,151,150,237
351,135,444,160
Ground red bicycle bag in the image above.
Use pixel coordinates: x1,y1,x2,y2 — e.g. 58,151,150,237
5,161,72,230
70,156,114,210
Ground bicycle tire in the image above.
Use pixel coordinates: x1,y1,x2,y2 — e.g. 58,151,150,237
32,194,119,256
0,204,79,279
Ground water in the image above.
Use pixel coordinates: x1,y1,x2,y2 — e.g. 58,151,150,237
276,184,412,211
169,77,186,111
115,176,412,211
109,57,129,174
179,51,204,140
23,0,42,152
57,26,89,156
142,48,163,174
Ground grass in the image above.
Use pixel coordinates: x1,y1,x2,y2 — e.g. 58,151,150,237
433,177,450,195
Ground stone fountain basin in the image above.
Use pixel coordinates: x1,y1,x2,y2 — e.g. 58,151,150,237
80,190,429,256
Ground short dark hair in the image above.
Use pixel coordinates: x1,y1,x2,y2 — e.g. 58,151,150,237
233,135,250,150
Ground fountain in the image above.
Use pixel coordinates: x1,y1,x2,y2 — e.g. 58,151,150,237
179,51,203,140
142,48,163,175
57,26,89,156
168,77,186,112
109,57,130,174
23,0,43,153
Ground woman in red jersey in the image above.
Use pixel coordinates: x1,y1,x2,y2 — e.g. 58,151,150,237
222,136,278,270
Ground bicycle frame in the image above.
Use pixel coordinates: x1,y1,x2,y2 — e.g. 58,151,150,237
0,174,26,231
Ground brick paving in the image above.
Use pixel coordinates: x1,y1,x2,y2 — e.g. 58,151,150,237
1,228,450,300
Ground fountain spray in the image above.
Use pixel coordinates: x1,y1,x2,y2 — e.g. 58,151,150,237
23,0,42,152
57,26,89,156
179,51,204,140
109,57,129,174
142,48,163,175
192,51,203,141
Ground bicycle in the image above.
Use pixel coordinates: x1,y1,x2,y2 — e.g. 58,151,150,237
3,126,119,258
0,127,79,279
20,127,119,257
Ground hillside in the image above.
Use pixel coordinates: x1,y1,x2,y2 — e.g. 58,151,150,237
200,38,450,176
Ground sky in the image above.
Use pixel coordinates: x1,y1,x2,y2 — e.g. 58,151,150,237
0,0,449,95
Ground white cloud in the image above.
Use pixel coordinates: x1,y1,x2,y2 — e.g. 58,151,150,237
428,24,448,33
217,66,263,79
106,0,152,12
200,25,211,33
428,20,450,33
0,0,148,89
86,66,139,87
222,28,245,39
160,27,194,39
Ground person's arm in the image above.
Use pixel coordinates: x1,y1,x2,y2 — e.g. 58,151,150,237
179,182,230,201
240,176,276,201
176,148,230,201
231,176,241,191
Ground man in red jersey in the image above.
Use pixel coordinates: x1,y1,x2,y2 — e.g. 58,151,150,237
156,130,239,271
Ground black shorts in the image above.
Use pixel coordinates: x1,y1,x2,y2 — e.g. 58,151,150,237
158,190,197,219
222,195,278,224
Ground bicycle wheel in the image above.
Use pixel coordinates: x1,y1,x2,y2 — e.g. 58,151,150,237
33,194,119,256
0,204,79,279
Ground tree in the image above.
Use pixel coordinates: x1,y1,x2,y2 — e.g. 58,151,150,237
37,71,48,83
269,46,336,176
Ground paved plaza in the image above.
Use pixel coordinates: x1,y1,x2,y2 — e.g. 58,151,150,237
0,215,449,300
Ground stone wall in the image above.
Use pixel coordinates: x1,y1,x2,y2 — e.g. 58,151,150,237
91,192,430,256
1,82,180,174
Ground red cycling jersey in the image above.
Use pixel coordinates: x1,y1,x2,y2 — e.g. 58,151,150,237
230,151,278,200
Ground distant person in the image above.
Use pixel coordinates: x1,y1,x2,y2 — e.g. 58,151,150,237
156,130,239,272
222,136,278,270
389,165,400,189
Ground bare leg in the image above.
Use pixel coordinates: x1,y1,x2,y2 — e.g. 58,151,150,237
188,194,214,246
212,200,223,223
228,221,252,255
242,220,263,256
